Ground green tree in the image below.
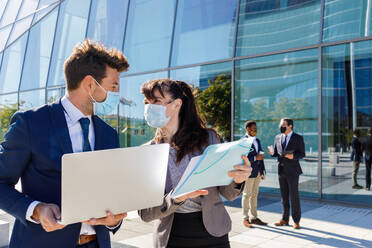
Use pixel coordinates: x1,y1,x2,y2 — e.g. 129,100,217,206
195,74,231,140
0,103,18,141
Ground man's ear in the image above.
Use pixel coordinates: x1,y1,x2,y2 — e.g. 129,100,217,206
81,75,95,94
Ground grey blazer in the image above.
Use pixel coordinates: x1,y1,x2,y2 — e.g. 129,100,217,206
139,132,244,248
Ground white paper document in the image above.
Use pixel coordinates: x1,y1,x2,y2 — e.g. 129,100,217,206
172,138,254,198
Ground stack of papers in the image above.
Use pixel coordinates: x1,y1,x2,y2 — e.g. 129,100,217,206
172,138,254,198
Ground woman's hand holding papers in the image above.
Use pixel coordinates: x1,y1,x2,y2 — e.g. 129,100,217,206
83,210,127,227
228,155,252,184
174,190,209,204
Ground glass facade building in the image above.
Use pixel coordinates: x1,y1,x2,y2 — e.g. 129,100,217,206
0,0,371,205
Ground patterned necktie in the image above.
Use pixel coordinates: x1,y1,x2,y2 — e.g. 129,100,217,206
282,135,287,151
79,118,92,152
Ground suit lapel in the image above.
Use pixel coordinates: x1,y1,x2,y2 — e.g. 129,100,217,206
92,115,104,151
49,100,73,154
286,133,295,150
277,135,283,155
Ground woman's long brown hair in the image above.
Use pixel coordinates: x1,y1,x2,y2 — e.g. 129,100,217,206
141,79,213,163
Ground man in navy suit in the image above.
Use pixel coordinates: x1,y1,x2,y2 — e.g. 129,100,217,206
268,118,305,229
241,121,267,228
0,40,129,248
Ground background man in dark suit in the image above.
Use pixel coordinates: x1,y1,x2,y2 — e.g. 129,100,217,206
241,120,267,228
268,118,305,229
351,129,363,189
362,128,372,191
0,40,129,248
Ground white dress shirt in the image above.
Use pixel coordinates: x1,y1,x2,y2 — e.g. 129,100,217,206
26,96,96,235
282,131,293,148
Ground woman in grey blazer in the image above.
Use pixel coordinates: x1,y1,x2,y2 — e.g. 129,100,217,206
139,79,252,248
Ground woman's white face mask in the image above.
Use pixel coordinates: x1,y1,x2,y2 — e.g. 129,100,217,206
144,103,171,128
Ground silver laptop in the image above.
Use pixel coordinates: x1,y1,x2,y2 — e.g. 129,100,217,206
60,143,169,225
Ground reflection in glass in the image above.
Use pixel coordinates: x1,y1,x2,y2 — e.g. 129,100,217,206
235,49,318,196
19,89,46,111
0,34,28,94
123,0,175,73
323,0,372,42
0,1,8,19
17,0,39,20
236,0,321,56
47,87,65,103
170,62,232,140
322,40,372,204
119,71,167,147
87,0,128,50
47,0,90,87
0,93,18,142
7,16,34,46
0,0,22,28
0,26,12,51
171,0,237,66
20,9,58,90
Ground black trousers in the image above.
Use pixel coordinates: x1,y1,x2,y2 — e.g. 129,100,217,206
167,212,230,248
366,159,372,189
279,173,301,223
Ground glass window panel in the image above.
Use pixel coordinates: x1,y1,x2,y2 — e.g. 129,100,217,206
321,40,372,204
86,0,128,50
47,87,65,103
0,0,22,27
0,25,12,51
171,0,237,66
0,93,18,142
170,62,232,140
0,1,9,20
19,89,45,111
20,9,58,90
32,1,59,24
119,71,167,147
17,0,39,20
323,0,372,43
7,15,33,46
0,34,28,94
47,0,91,87
236,0,321,57
123,0,175,73
235,49,319,197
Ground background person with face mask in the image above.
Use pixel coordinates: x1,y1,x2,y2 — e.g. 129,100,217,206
0,39,129,248
241,120,267,228
267,118,305,229
139,79,252,248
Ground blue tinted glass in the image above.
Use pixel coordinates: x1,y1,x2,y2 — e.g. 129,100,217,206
0,34,28,94
171,0,237,66
323,0,372,42
47,0,91,87
236,0,321,56
0,25,12,51
20,9,58,90
17,0,39,20
322,40,372,204
235,49,318,196
86,0,128,50
119,71,167,147
123,0,175,73
19,89,46,111
170,62,232,140
0,1,8,19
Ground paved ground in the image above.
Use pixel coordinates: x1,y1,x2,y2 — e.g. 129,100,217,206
1,195,372,248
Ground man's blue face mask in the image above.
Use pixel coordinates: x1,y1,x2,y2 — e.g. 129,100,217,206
89,78,120,116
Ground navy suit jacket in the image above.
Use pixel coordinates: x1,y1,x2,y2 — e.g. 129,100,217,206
242,135,266,178
0,100,120,248
272,132,305,177
351,137,363,162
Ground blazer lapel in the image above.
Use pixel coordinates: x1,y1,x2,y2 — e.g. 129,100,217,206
276,135,283,155
286,133,295,151
92,115,104,151
49,99,73,154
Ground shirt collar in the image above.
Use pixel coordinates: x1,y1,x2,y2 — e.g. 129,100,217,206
245,133,256,139
283,130,293,139
61,96,92,125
